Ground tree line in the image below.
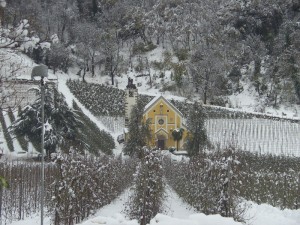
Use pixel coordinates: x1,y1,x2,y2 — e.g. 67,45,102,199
1,0,300,106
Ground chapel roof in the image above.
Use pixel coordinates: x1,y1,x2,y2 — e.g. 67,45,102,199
144,95,184,117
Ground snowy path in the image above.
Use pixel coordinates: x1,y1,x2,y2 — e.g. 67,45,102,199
56,74,123,156
78,185,242,225
162,185,196,218
57,75,109,133
83,185,196,221
8,185,300,225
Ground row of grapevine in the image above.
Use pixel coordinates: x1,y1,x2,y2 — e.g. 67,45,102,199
0,161,56,224
97,116,125,133
67,79,125,117
8,107,28,152
125,148,165,225
206,117,300,156
165,147,300,220
0,154,135,225
66,79,154,118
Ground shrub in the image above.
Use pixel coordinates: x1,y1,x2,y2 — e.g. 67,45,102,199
165,147,300,222
174,48,189,61
132,42,157,55
125,148,165,225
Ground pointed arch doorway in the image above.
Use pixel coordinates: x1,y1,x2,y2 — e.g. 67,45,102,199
155,129,168,150
157,135,165,150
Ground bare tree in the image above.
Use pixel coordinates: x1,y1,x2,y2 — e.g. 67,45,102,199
101,30,121,85
72,22,102,79
0,50,24,110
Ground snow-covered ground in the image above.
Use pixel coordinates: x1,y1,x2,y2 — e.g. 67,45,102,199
206,118,300,156
228,81,300,118
8,187,300,225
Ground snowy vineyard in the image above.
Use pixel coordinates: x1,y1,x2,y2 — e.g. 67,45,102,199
165,148,300,215
67,80,300,156
66,80,125,117
0,153,135,225
206,117,300,156
97,116,125,133
97,114,300,156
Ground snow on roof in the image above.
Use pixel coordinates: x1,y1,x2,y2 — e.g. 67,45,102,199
144,95,161,110
144,95,184,117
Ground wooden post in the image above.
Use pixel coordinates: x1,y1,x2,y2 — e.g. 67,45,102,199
0,186,2,225
227,159,232,217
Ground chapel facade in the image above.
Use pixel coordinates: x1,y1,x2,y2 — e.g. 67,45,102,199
143,95,188,150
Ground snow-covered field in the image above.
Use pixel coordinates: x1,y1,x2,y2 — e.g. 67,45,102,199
206,118,300,156
8,187,300,225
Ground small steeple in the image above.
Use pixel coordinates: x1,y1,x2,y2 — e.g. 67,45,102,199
125,77,138,127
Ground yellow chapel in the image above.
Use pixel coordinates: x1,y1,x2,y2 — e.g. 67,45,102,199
122,78,188,150
143,96,188,150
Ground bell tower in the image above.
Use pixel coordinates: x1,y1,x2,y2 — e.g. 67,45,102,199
125,77,138,127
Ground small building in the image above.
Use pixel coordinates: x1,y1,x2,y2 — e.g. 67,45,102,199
123,78,188,150
143,96,188,150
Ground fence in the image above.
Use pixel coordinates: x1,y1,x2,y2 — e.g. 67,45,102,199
0,161,56,225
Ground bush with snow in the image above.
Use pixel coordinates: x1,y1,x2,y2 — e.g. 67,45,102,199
165,146,300,222
51,150,135,225
0,152,135,224
125,147,165,225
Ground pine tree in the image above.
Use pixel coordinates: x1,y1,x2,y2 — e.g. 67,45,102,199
123,98,151,158
9,84,83,156
186,102,208,156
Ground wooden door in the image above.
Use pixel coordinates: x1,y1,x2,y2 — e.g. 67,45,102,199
157,140,165,150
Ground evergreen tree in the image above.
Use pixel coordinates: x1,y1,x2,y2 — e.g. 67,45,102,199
9,84,83,156
171,127,184,151
186,102,208,156
123,98,151,158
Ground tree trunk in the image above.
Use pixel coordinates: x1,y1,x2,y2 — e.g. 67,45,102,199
111,71,114,86
61,23,66,43
110,56,114,85
203,72,209,104
91,55,95,77
203,87,207,104
82,68,86,82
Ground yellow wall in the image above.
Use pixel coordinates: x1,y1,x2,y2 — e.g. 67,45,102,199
143,98,188,150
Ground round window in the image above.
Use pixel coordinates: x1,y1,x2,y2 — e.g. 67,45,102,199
158,119,164,125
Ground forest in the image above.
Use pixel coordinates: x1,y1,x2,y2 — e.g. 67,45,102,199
1,0,300,107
